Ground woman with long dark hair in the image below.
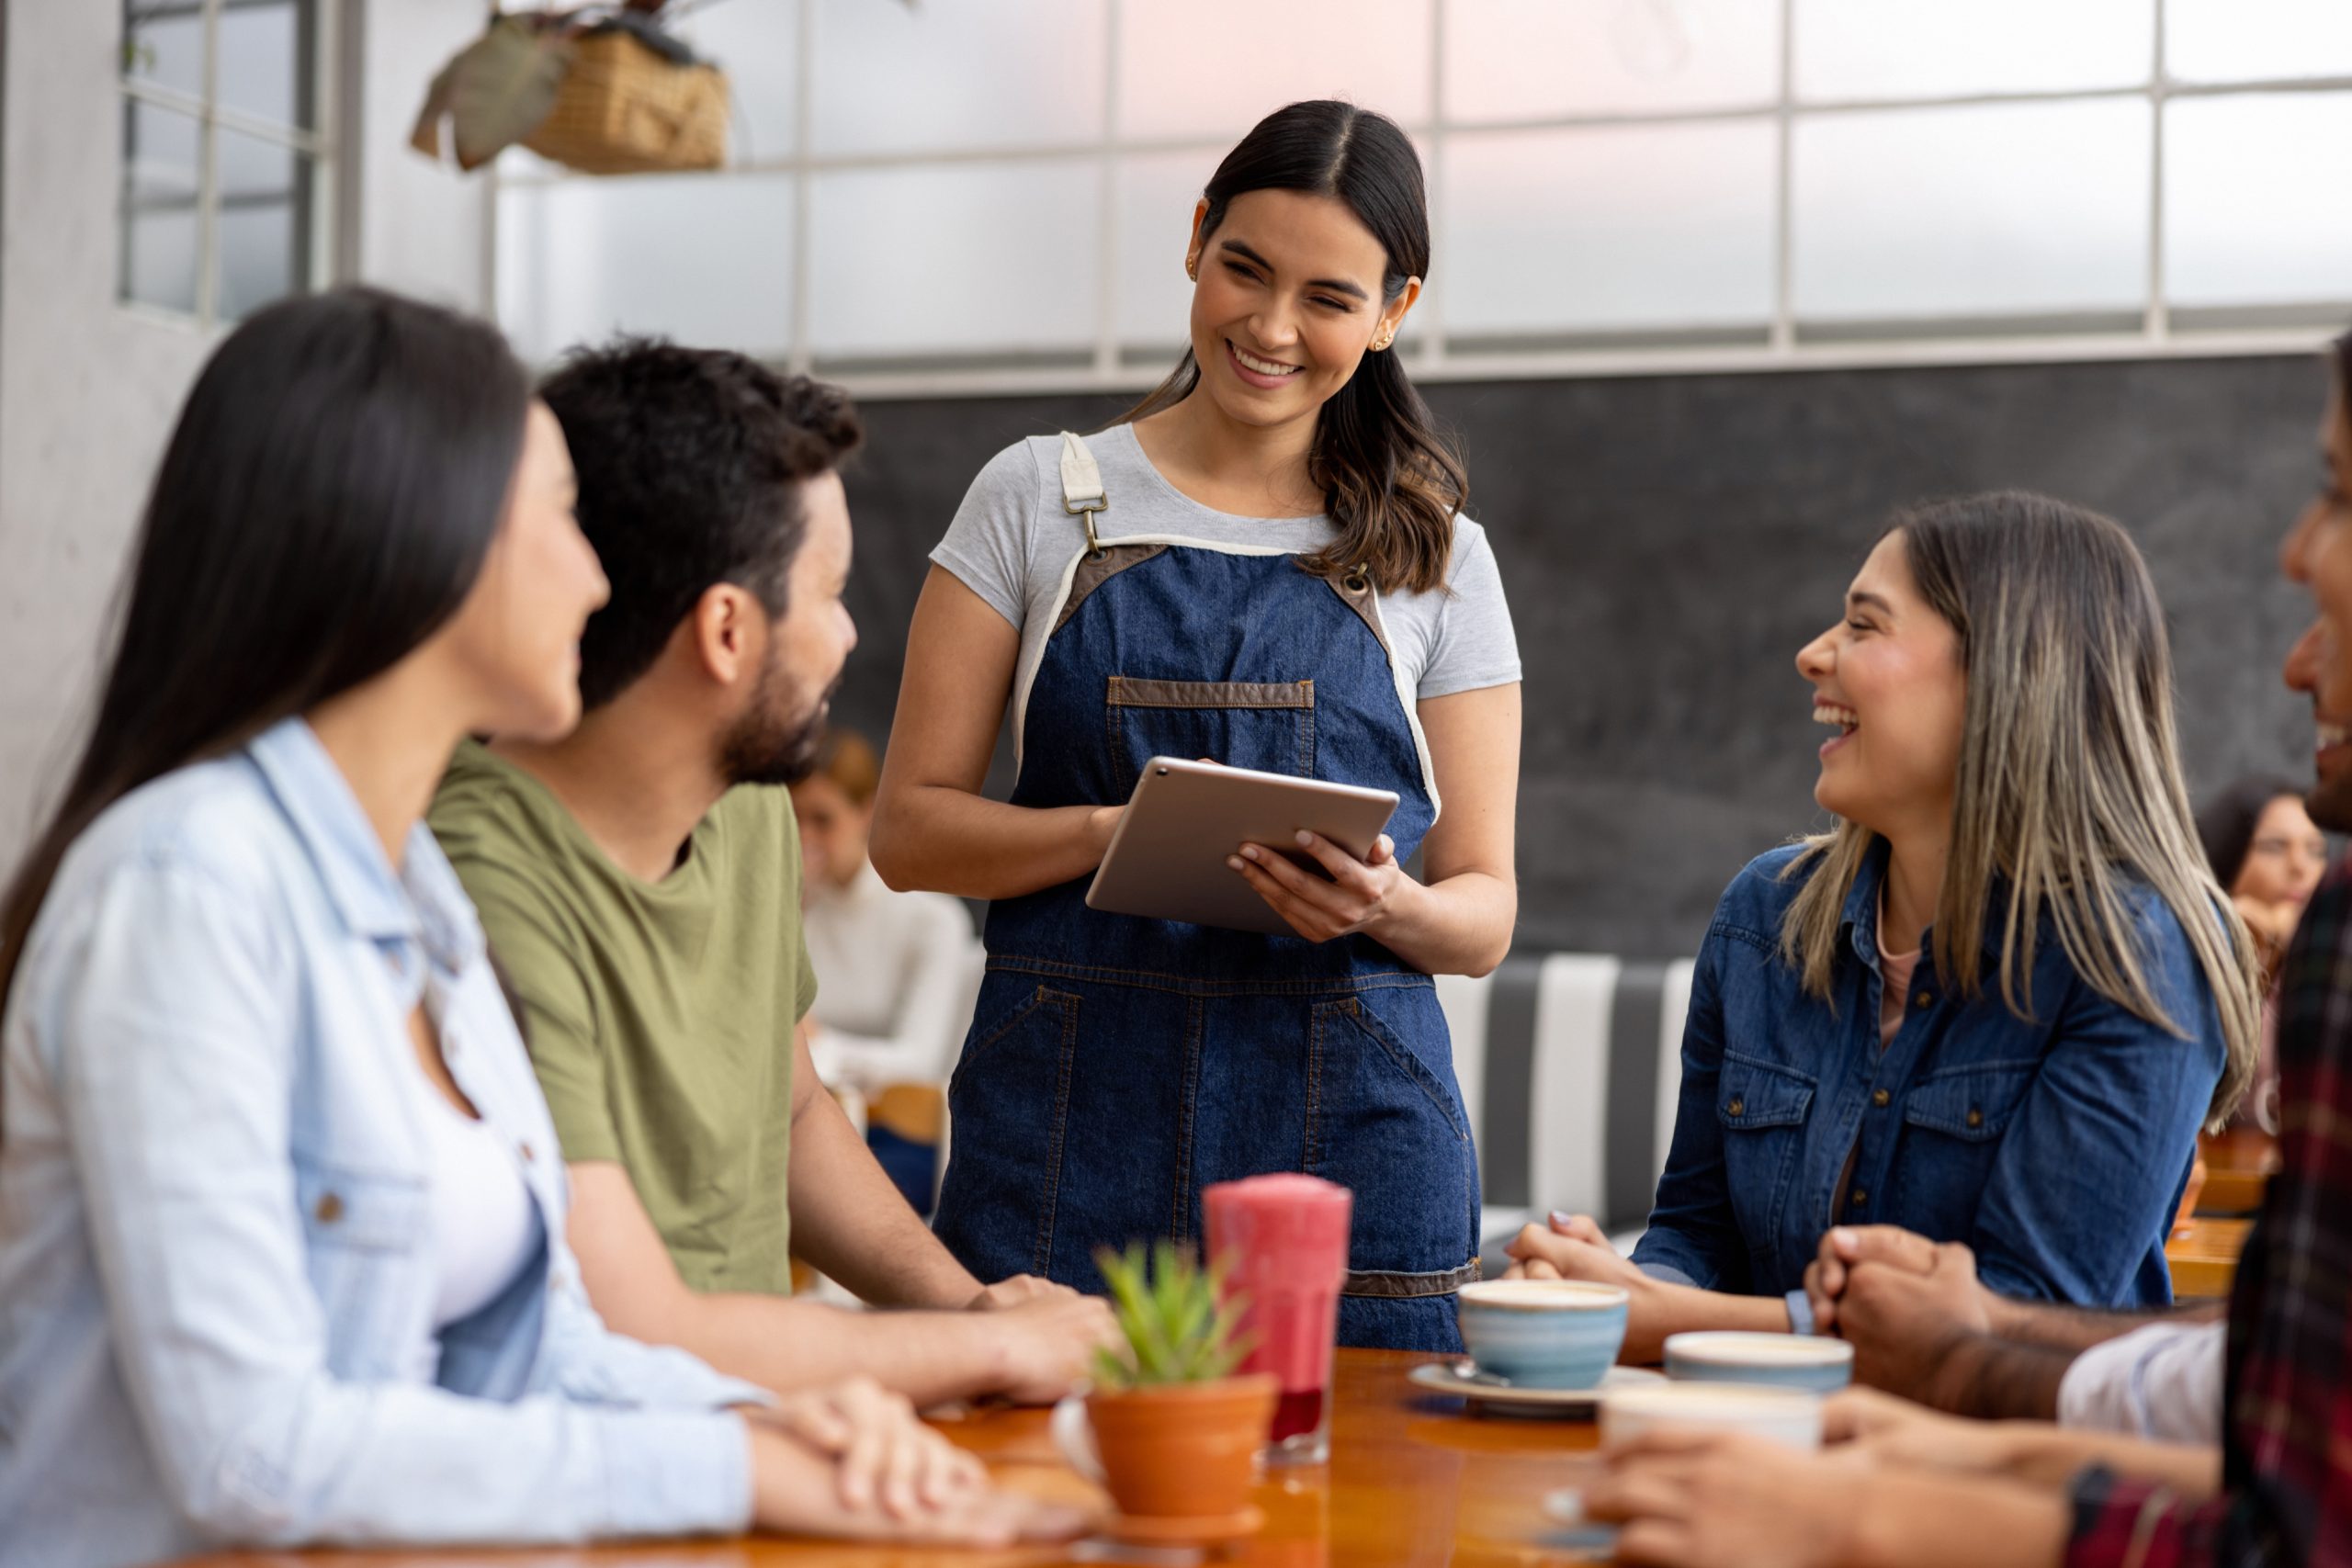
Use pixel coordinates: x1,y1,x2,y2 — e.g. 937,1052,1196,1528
0,288,1077,1565
870,101,1523,1350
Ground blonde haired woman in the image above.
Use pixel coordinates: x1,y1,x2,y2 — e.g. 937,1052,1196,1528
1509,492,2260,1359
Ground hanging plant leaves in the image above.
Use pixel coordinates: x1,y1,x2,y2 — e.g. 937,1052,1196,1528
410,17,577,172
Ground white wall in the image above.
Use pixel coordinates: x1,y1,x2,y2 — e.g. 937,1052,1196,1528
0,0,489,868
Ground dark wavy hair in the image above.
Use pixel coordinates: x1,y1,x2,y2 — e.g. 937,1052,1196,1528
0,286,531,1021
1117,99,1467,595
538,339,864,710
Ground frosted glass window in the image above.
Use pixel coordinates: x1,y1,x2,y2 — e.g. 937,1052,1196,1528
808,161,1098,362
214,129,309,321
671,1,797,163
124,3,202,98
1118,0,1430,141
2166,93,2352,310
1442,0,1781,122
809,0,1104,156
1444,121,1776,339
217,0,313,130
496,175,796,367
2166,1,2352,85
1792,99,2150,322
120,101,201,315
1114,150,1220,348
1794,0,2151,101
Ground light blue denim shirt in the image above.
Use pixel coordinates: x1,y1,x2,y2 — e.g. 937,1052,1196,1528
1632,840,2226,1333
0,719,767,1568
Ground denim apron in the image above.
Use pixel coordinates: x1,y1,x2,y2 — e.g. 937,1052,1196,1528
932,433,1480,1351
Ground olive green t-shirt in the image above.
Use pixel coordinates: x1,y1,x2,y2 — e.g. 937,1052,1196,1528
429,740,814,1294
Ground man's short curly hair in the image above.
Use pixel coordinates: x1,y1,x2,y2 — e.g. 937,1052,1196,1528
538,338,863,710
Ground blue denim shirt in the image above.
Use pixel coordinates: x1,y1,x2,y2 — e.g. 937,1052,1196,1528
1631,840,2225,1330
0,720,766,1568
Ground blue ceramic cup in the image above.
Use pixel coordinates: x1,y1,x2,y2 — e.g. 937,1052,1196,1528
1456,1280,1629,1389
1663,1332,1854,1393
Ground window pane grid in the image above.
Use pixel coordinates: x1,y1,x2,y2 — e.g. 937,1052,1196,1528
489,0,2352,391
119,0,324,328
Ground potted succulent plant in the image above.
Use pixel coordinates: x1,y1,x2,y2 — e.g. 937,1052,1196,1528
1079,1241,1278,1524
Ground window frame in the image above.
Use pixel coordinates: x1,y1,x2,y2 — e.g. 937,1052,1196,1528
488,0,2352,399
119,0,338,330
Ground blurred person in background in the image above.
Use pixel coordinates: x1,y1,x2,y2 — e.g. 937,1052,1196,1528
2196,774,2328,1133
792,727,978,1213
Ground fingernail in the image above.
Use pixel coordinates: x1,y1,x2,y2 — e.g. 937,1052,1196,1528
1227,855,1246,872
1831,1227,1856,1248
1239,845,1260,861
1295,830,1315,846
1550,1210,1575,1228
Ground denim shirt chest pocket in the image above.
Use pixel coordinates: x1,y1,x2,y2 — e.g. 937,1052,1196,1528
1715,1050,1818,1259
288,1150,429,1380
1888,1055,2042,1236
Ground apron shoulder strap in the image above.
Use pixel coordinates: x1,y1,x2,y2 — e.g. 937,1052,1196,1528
1057,431,1107,556
1057,431,1105,509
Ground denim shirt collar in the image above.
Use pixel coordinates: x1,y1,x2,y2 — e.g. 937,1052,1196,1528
246,717,483,981
1838,834,2006,973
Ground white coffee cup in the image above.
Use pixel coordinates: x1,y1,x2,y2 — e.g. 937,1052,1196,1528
1048,1394,1108,1484
1598,1381,1824,1451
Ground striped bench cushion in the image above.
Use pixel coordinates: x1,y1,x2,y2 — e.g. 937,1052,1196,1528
1438,953,1695,1248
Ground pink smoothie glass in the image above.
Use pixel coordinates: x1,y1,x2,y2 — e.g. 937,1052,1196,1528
1204,1173,1353,1465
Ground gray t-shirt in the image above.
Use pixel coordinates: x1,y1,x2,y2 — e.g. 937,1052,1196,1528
932,424,1523,724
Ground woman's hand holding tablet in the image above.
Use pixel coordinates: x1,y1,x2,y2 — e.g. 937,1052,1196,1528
1229,828,1405,942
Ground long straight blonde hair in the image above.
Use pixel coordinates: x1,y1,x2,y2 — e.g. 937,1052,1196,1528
1778,492,2260,1125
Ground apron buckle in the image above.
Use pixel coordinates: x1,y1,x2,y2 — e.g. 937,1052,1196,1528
1065,498,1107,559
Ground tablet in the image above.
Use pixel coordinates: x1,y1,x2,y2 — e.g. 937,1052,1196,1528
1084,758,1400,935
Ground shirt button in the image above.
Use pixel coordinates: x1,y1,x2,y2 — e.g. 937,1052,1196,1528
315,1192,345,1224
1849,1190,1869,1209
1914,991,1933,1009
1966,1109,1984,1129
1871,1089,1891,1108
1726,1097,1746,1118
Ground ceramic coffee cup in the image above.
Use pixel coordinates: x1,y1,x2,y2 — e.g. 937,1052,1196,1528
1662,1331,1854,1393
1598,1382,1824,1451
1454,1279,1629,1389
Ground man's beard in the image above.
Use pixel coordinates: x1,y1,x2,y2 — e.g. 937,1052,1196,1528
2309,775,2352,837
718,648,838,788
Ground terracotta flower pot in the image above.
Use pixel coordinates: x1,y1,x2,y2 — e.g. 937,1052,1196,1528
1085,1372,1279,1518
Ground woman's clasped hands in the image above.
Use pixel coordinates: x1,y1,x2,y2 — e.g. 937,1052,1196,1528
745,1378,1089,1546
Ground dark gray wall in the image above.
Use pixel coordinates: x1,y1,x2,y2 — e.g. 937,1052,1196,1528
836,354,2328,959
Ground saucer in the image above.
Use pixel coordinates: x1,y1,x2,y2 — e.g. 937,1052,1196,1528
1102,1504,1266,1546
1408,1359,1667,1417
1542,1489,1623,1560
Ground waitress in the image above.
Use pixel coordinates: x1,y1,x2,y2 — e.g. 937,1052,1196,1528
868,100,1522,1351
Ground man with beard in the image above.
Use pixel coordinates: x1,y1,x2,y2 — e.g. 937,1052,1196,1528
429,341,1115,1409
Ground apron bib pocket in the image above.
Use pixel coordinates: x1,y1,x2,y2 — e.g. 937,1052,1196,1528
1106,675,1314,799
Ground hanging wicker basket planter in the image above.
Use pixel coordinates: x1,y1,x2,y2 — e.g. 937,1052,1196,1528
411,7,729,176
524,26,728,175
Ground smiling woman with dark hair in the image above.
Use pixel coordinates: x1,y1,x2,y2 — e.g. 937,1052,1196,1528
870,99,1524,1352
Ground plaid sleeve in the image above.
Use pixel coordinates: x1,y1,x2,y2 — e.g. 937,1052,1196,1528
2068,864,2352,1567
2066,1469,2226,1568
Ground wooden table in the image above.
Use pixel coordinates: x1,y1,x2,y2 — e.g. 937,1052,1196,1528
2167,1216,2254,1301
2196,1128,2279,1217
175,1350,1610,1567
